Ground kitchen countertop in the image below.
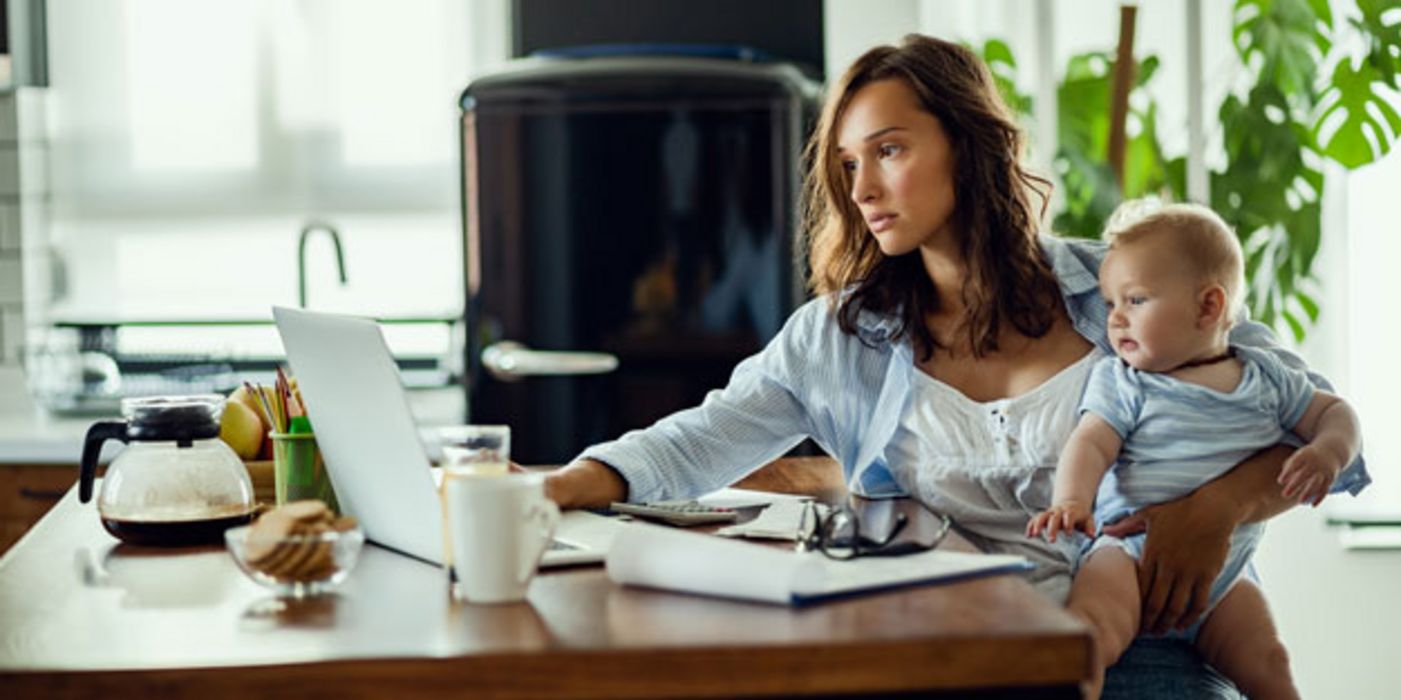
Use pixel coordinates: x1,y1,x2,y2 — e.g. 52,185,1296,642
0,367,466,464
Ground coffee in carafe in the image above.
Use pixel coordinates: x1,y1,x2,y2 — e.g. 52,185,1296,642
100,508,254,547
80,395,256,546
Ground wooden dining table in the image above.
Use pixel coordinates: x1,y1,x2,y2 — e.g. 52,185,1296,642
0,457,1090,699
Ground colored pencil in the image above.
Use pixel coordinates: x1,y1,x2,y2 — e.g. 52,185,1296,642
244,380,277,433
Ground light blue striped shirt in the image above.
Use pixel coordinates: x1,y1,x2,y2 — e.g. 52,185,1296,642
1083,346,1318,528
580,235,1370,505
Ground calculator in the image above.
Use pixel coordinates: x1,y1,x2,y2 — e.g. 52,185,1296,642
609,500,740,526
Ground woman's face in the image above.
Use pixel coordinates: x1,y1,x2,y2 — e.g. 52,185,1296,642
836,78,958,257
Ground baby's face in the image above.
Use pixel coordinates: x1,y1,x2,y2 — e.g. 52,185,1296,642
1100,239,1211,372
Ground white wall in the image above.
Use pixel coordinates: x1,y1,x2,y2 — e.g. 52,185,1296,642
823,0,921,83
1254,499,1401,698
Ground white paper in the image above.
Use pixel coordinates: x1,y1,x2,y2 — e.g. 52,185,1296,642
715,499,826,540
605,521,1031,605
695,487,812,510
606,522,825,604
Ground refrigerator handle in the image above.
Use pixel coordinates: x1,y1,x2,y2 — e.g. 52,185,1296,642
481,341,619,382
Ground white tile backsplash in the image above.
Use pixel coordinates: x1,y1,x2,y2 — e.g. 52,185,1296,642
0,147,16,197
0,306,21,365
0,94,14,140
0,94,23,367
18,200,50,311
0,203,18,252
0,258,21,305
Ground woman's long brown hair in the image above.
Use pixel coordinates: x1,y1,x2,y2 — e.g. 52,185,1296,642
804,34,1059,361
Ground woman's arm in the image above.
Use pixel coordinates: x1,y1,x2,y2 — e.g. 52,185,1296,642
1101,444,1296,634
545,459,628,509
554,298,848,506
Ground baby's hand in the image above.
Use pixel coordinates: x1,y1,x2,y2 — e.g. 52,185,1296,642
1026,502,1096,542
1278,444,1342,507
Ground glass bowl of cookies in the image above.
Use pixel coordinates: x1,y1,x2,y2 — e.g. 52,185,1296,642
225,500,363,597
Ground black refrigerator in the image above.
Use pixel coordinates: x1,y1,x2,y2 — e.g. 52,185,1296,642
460,54,820,464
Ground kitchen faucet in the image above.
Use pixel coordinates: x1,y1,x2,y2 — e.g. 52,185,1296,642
297,221,348,308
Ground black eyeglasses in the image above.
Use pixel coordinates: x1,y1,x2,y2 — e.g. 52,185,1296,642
795,501,951,560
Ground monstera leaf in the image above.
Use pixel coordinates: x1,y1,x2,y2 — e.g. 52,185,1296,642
1353,0,1401,87
1233,0,1332,102
1319,0,1401,169
1054,148,1120,240
1315,58,1401,167
1057,53,1115,160
980,39,1032,118
1212,82,1325,336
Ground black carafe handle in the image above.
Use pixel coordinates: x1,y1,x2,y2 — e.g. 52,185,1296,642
79,421,129,503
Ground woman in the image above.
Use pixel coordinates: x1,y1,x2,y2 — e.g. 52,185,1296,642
545,35,1368,696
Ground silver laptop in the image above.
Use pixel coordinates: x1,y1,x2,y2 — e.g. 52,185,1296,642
272,306,619,567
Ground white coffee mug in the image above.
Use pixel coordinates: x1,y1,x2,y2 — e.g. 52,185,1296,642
443,472,559,604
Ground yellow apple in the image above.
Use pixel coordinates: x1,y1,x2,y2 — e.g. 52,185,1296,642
220,399,265,460
229,378,301,459
228,385,273,434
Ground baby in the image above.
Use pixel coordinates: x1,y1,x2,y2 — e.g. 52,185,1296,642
1027,201,1361,700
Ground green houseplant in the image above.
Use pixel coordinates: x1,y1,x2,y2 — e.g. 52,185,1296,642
981,0,1401,340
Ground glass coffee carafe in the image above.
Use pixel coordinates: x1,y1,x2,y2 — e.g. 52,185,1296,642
79,395,255,546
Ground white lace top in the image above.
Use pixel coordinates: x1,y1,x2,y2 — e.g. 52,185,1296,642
885,349,1105,603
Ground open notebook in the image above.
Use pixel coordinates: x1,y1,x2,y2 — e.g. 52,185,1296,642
605,521,1032,605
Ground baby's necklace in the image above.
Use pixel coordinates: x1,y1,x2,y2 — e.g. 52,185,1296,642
1172,347,1235,371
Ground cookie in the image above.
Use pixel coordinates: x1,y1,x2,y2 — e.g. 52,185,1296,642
281,500,332,523
244,511,296,563
244,500,343,581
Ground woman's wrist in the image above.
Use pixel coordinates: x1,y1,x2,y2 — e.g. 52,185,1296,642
1187,479,1244,529
1196,444,1297,526
545,458,629,509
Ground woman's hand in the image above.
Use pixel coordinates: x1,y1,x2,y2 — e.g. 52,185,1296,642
1026,501,1095,542
543,458,628,509
1100,488,1236,635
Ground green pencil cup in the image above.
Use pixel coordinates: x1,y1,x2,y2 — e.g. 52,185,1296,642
270,432,339,514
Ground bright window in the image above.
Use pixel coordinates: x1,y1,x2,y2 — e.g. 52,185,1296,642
42,0,506,322
1340,153,1401,507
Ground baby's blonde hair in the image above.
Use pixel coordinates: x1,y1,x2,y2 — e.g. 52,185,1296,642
1104,198,1244,329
